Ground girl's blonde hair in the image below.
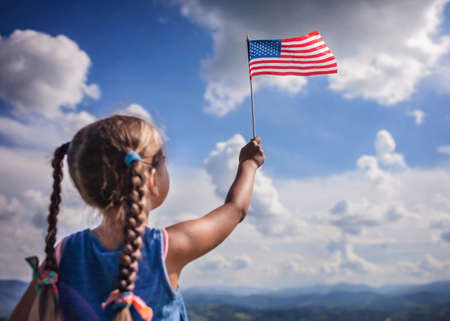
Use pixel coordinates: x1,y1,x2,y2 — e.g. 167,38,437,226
30,115,164,321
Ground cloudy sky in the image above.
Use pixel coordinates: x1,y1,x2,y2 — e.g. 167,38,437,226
1,0,450,289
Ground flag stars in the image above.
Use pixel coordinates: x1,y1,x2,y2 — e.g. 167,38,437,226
249,40,281,60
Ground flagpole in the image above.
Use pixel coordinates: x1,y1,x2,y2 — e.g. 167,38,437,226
246,35,256,139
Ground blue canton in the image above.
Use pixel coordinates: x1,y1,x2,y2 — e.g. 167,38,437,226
248,40,281,61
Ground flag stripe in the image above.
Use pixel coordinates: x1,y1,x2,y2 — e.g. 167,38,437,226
282,30,320,43
251,70,337,77
250,60,337,68
250,63,337,71
281,43,328,53
250,68,337,76
280,49,332,59
248,31,337,78
281,35,323,46
281,38,324,48
249,56,336,66
250,67,338,74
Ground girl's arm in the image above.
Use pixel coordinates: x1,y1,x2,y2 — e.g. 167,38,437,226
8,278,37,321
165,137,264,275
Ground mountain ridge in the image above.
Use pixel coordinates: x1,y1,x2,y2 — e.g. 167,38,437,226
1,279,450,318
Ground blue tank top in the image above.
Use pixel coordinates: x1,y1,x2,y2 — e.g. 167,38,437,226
57,227,188,321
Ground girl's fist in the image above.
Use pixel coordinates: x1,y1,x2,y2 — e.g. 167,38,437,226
239,136,265,168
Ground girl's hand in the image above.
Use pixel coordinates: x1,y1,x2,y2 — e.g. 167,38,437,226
239,136,265,168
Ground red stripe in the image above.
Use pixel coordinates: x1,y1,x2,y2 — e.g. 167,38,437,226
280,50,331,59
282,31,319,43
249,56,336,66
250,63,337,71
282,38,323,48
281,43,328,54
251,70,337,78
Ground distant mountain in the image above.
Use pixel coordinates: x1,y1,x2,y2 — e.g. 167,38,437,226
184,280,450,297
269,282,375,296
184,285,271,296
183,280,450,311
2,279,450,319
376,280,450,296
187,301,450,321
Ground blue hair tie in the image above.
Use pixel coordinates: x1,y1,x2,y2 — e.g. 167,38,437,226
125,151,142,166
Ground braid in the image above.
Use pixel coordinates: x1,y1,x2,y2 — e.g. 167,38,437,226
45,142,70,271
26,142,69,321
114,160,149,321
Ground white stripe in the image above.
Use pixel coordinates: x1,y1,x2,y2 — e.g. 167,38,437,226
250,67,337,73
280,47,330,57
250,53,335,64
282,41,326,51
281,34,321,46
250,60,337,68
250,67,337,75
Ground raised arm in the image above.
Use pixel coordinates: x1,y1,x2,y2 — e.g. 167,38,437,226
165,137,264,276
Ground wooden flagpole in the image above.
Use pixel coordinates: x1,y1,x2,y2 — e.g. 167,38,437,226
246,35,256,138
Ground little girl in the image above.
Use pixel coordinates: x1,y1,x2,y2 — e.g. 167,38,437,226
9,114,265,321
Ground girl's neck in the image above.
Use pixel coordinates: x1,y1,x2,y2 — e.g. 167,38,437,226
91,221,125,251
92,215,150,251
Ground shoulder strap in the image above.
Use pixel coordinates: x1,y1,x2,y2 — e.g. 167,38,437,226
161,228,168,260
55,236,68,267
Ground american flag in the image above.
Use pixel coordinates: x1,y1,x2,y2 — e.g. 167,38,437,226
248,31,337,78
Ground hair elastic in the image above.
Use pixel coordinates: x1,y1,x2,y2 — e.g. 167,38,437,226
102,289,153,321
125,151,142,166
26,256,59,299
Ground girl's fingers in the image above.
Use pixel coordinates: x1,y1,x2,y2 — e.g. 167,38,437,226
252,136,261,144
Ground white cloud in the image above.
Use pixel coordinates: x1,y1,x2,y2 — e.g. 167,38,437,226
274,128,450,284
356,129,406,195
175,0,450,116
229,255,252,270
419,254,450,273
357,155,389,183
0,29,100,118
324,236,380,274
328,200,381,236
0,194,22,222
437,145,450,155
0,29,98,152
385,205,410,222
374,130,406,168
407,109,425,126
0,179,98,280
119,103,154,123
0,111,96,150
0,147,54,197
329,200,352,216
441,230,450,242
64,111,97,133
198,254,227,271
396,254,450,280
328,0,450,105
197,254,252,271
283,254,316,275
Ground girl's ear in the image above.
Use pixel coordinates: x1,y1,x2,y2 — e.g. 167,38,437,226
147,167,159,197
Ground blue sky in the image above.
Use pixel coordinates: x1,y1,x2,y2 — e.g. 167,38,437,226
1,0,450,288
2,0,449,177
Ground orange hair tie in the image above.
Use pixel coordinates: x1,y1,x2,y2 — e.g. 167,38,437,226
102,289,153,321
